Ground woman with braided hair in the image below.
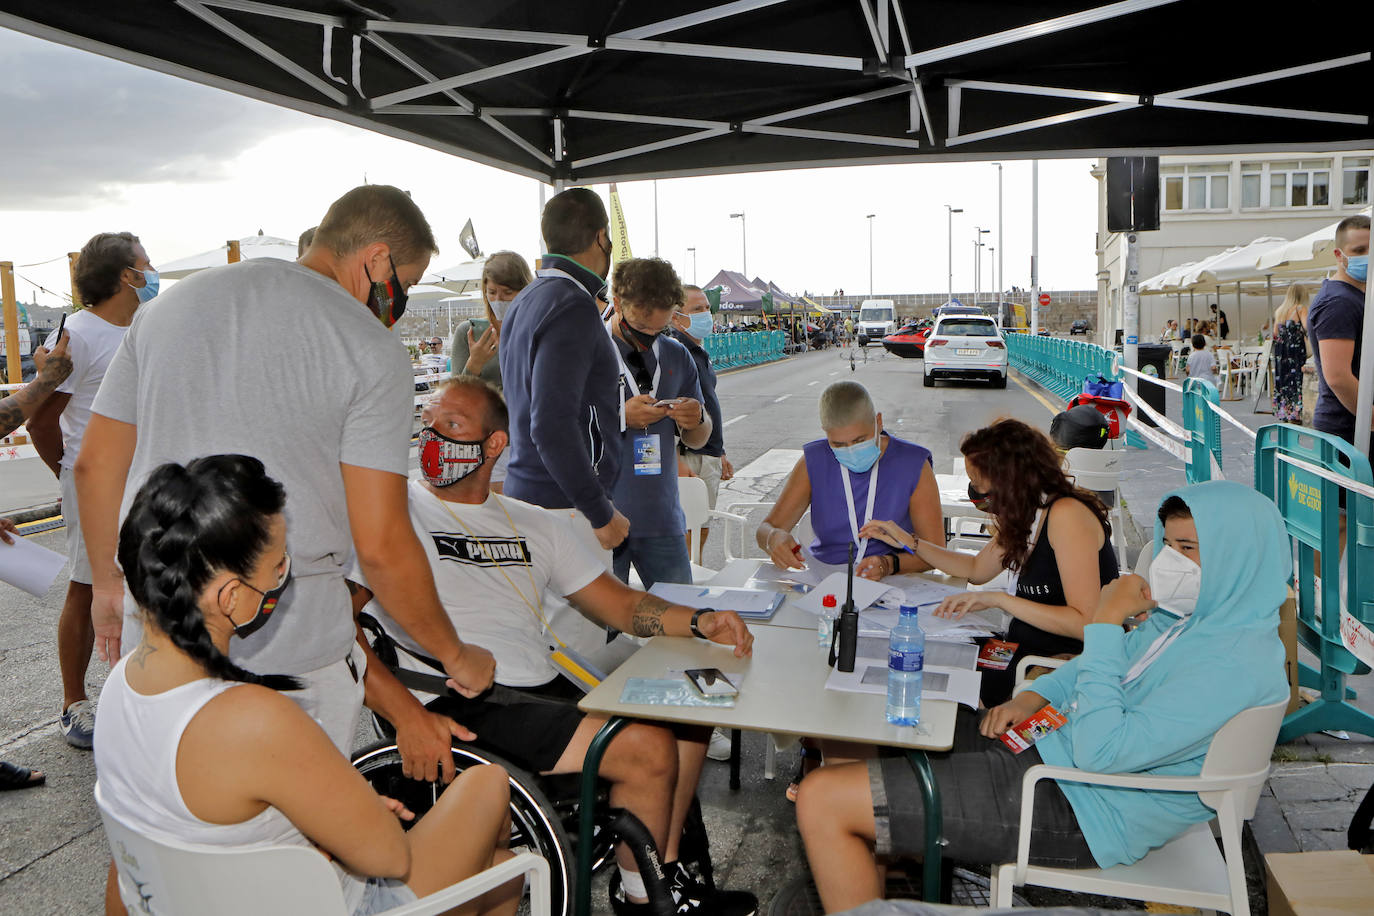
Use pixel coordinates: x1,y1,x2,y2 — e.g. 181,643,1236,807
859,417,1120,705
94,455,520,916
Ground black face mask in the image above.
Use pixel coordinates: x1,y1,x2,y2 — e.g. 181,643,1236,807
968,481,993,509
365,256,408,327
596,231,612,278
622,321,661,352
225,555,293,639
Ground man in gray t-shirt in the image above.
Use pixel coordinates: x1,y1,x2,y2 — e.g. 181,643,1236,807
77,185,495,755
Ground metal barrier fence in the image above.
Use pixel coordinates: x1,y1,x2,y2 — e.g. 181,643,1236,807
702,330,786,369
1006,333,1374,742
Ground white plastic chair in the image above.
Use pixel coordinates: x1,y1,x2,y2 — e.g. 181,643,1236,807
1063,448,1128,569
990,699,1287,916
715,501,813,564
678,475,716,583
1011,655,1068,695
96,783,551,916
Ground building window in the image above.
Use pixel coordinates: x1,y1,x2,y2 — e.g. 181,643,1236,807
1344,157,1370,206
1265,159,1332,208
1161,163,1230,211
1241,163,1262,209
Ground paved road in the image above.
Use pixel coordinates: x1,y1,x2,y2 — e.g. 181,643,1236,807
2,346,1370,914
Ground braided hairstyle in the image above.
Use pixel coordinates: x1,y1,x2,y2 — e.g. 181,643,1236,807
117,455,301,691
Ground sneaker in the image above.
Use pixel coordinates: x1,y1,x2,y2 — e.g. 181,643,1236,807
608,865,757,916
669,861,757,916
706,727,733,762
59,700,95,750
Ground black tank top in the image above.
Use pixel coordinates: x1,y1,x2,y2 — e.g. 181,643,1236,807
979,503,1120,706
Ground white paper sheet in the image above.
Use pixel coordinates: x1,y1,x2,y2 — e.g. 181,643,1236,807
0,534,67,597
794,572,903,616
648,583,784,616
825,661,983,708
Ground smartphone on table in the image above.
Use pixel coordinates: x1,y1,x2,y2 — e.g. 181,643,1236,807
684,667,739,698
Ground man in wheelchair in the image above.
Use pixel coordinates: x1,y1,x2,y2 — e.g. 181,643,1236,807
348,376,758,916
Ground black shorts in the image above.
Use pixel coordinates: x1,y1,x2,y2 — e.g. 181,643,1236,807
870,708,1095,869
425,680,585,773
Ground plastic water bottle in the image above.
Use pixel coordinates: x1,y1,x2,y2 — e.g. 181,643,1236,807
886,604,924,726
818,594,838,648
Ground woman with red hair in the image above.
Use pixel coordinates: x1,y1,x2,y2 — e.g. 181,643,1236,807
861,417,1119,704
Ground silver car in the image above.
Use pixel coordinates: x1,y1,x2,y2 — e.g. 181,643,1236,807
922,315,1008,388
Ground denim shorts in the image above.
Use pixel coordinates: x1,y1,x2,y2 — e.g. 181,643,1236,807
354,876,417,915
870,708,1095,868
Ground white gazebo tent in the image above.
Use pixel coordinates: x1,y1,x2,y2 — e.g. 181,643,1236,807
158,232,299,279
422,258,487,296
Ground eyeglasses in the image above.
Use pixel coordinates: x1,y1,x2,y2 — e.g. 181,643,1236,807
624,349,654,394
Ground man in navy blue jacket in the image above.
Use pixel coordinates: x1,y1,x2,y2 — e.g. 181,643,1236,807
500,188,631,550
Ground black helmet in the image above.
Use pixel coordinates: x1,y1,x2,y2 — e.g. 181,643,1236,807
1051,404,1109,451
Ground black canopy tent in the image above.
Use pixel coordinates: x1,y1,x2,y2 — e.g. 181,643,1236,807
1,0,1369,186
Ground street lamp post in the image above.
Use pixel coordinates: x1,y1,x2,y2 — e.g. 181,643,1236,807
687,247,697,286
944,204,962,303
973,227,990,305
729,212,747,277
866,213,876,297
992,162,1003,312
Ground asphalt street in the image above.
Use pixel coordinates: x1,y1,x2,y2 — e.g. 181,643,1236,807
2,345,1371,914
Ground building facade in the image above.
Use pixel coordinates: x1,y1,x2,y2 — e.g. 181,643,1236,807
1094,151,1371,345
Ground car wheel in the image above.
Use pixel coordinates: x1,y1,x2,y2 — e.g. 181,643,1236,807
923,371,935,388
992,373,1007,389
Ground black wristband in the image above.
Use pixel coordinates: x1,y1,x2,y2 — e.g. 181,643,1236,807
890,552,901,575
690,608,711,639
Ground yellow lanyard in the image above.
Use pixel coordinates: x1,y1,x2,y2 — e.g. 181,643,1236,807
433,491,569,650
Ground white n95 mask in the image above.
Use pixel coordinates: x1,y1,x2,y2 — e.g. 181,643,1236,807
1148,545,1201,618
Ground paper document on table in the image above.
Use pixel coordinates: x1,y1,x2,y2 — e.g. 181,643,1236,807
857,604,1000,642
825,662,982,708
854,637,978,669
648,583,784,619
794,572,902,616
0,534,66,597
893,577,965,608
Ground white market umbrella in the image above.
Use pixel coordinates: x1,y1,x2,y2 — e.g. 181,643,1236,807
422,257,487,295
1256,207,1372,275
1139,260,1201,295
1179,237,1289,288
159,233,298,279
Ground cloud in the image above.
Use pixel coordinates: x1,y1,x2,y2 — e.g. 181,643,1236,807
0,28,301,209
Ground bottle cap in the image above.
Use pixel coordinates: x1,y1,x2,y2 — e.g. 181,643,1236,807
822,594,837,608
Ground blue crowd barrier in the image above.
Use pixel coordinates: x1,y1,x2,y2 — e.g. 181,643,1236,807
1004,333,1119,402
1181,378,1222,484
1256,423,1374,743
701,330,786,370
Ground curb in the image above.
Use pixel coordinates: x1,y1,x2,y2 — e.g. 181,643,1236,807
7,504,63,526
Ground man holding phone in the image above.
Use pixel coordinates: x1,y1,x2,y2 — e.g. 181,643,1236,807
608,258,711,588
27,232,154,750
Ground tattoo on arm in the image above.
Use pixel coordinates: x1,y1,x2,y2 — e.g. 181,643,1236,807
630,593,671,637
0,375,63,439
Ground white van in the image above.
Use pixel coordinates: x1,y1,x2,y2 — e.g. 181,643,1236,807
856,299,896,346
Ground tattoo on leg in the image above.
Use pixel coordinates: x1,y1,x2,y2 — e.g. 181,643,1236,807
630,593,670,638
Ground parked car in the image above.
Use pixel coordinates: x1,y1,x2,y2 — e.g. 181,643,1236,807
880,319,933,358
1069,319,1091,336
923,314,1007,388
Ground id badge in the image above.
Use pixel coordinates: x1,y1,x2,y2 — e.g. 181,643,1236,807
633,434,662,476
1000,704,1068,754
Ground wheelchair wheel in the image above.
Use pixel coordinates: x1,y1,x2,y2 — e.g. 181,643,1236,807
352,741,578,916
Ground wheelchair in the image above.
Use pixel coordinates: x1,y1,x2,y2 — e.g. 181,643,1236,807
351,615,717,916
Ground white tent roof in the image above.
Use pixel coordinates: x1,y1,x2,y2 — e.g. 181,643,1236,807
1139,260,1202,295
1256,207,1372,274
159,233,298,279
1179,237,1290,288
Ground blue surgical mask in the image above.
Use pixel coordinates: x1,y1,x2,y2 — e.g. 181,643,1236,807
687,312,714,339
129,267,159,304
831,423,882,474
1344,254,1368,284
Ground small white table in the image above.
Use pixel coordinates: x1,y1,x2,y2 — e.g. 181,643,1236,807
573,626,959,915
936,472,989,526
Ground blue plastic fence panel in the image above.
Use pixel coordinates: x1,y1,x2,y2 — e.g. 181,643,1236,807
1255,423,1374,742
1181,378,1222,483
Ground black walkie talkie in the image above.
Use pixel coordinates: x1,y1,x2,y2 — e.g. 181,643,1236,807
830,542,860,672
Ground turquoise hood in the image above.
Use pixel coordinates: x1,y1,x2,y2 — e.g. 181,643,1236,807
1029,480,1289,868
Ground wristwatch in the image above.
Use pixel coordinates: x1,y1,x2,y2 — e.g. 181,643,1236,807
690,607,712,639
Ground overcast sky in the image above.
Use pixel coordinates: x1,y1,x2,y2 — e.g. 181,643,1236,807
0,27,1101,309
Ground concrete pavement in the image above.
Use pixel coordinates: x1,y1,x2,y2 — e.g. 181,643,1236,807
1,346,1370,914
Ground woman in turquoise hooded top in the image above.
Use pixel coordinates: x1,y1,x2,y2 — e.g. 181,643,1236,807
796,480,1290,913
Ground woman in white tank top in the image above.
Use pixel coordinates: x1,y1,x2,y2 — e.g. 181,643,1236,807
94,455,521,916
